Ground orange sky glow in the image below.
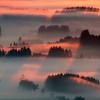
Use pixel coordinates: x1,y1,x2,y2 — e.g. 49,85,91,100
0,0,100,15
2,42,80,52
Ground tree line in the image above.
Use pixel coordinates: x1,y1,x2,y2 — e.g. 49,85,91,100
0,46,72,57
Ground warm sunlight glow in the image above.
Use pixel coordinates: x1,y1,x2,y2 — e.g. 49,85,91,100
0,0,100,15
30,42,80,54
70,77,100,88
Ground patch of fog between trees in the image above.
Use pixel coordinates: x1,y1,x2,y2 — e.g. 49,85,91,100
0,58,99,99
0,14,100,42
0,85,99,100
51,15,100,36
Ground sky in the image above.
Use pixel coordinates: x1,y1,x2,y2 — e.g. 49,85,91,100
0,0,100,15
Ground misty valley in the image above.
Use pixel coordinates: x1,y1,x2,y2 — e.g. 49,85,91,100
0,3,100,100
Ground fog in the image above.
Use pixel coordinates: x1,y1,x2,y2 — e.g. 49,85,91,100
0,58,99,100
0,12,100,100
0,13,100,46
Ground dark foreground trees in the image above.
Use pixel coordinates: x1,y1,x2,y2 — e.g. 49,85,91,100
6,47,31,57
74,96,85,100
48,47,72,57
56,96,85,100
45,73,100,93
0,49,6,56
56,96,70,100
19,79,39,91
80,29,100,46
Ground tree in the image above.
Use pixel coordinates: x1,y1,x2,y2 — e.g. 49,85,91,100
74,96,85,100
19,79,39,91
80,29,90,45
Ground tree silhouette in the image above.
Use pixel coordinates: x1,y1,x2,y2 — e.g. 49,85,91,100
48,47,72,57
19,79,39,91
45,73,100,93
6,47,32,57
0,49,6,57
80,29,100,46
74,96,85,100
38,25,70,35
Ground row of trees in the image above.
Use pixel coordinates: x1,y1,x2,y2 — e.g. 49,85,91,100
56,6,99,13
64,6,99,12
0,47,31,57
54,29,100,47
56,96,85,100
7,47,31,57
45,73,100,93
18,79,85,100
56,36,79,43
48,47,72,57
0,46,73,57
38,25,70,34
46,73,100,86
80,29,100,46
